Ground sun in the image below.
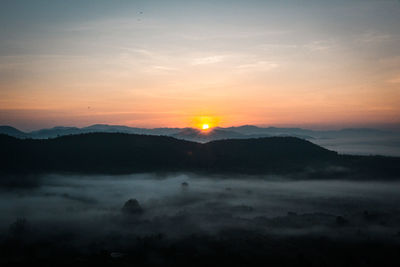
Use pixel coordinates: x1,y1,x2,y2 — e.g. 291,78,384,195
192,115,220,130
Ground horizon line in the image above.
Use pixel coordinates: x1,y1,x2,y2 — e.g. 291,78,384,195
2,123,400,133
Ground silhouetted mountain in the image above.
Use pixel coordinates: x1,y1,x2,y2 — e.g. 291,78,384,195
224,125,395,139
30,126,82,138
1,124,396,139
223,125,263,134
1,124,183,139
225,125,315,136
81,124,182,135
1,133,399,178
171,128,247,142
172,126,316,142
83,124,138,133
0,124,313,141
0,126,28,138
1,125,399,158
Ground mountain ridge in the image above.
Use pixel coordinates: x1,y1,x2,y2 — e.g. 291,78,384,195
1,124,395,140
1,132,399,179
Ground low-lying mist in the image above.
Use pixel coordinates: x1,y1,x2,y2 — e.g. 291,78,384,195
312,135,400,156
2,173,400,238
2,173,400,266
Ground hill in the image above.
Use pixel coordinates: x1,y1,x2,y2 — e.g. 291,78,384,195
1,133,399,178
171,128,248,142
1,124,396,141
0,133,334,173
0,126,28,138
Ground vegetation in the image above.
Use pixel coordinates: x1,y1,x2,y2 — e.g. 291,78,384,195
1,133,399,179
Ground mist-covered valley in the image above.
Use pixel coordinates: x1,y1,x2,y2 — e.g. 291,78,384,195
2,173,400,266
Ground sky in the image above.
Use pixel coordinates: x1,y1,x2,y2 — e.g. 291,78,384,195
1,0,400,131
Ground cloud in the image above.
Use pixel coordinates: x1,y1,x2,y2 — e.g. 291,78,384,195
387,74,400,84
191,55,226,65
130,48,155,58
358,32,393,44
304,40,334,51
236,61,278,72
143,65,178,74
151,65,178,71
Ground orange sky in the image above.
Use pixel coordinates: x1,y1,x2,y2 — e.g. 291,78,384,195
1,1,400,130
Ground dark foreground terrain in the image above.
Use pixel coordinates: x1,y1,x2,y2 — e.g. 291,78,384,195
1,134,400,266
1,174,400,267
3,229,400,267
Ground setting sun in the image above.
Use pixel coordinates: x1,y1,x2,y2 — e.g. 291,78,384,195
192,116,220,130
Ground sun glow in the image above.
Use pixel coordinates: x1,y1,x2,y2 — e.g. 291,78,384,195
202,124,210,130
192,115,220,130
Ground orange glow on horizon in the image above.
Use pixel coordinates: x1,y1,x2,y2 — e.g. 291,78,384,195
192,116,220,130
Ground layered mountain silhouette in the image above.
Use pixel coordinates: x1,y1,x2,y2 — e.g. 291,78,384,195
1,133,399,178
0,126,28,138
21,124,181,139
1,124,395,141
171,128,249,142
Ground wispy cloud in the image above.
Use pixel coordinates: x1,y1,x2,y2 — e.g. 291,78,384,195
387,74,400,84
130,48,155,58
304,40,335,51
236,61,278,72
358,31,393,44
191,55,226,65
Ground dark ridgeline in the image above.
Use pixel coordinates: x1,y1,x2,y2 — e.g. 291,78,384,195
0,126,28,138
1,133,399,179
1,124,396,141
0,133,199,174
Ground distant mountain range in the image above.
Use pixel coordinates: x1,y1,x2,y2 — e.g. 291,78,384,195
0,124,395,142
0,126,28,138
1,133,399,179
2,124,181,139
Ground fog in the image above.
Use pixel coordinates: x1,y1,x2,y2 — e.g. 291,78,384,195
312,135,400,157
1,173,400,243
